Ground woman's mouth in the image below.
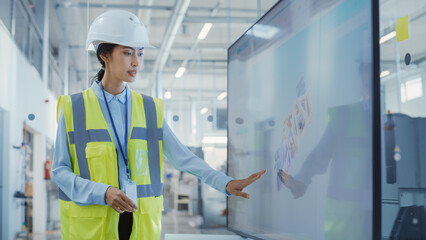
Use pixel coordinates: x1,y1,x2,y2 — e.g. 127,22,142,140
128,70,137,77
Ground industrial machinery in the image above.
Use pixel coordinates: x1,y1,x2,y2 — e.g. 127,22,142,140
383,113,426,239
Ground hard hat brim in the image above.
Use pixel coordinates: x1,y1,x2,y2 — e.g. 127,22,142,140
86,40,156,52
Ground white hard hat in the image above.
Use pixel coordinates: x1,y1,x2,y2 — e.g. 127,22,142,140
86,10,155,51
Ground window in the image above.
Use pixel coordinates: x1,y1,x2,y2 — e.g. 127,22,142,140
400,77,423,103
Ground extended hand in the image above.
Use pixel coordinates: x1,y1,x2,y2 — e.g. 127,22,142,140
226,170,267,199
105,186,138,213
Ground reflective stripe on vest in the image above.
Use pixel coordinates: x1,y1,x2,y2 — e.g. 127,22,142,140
59,91,163,200
136,95,163,197
68,129,111,144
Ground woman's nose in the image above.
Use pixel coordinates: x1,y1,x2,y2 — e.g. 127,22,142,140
131,54,139,67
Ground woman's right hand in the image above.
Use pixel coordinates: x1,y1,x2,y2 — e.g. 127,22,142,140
226,170,266,199
105,186,138,213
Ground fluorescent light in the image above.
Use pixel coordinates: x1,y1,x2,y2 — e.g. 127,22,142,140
175,67,186,78
201,136,227,144
380,31,396,44
198,23,213,40
217,92,227,101
164,90,171,99
380,70,390,78
200,107,208,115
252,24,279,39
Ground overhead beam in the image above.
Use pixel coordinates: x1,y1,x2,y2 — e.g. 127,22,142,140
166,0,225,90
55,3,174,10
42,0,50,87
148,16,257,24
70,44,227,51
183,16,257,23
151,0,192,98
76,59,228,65
55,3,259,14
76,60,227,74
52,0,83,82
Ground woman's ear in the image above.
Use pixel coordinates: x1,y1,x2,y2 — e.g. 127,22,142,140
100,52,109,64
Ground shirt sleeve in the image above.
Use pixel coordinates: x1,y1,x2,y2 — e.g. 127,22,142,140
162,120,233,196
51,110,110,206
294,125,335,185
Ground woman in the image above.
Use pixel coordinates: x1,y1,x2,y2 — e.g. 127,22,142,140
52,10,266,240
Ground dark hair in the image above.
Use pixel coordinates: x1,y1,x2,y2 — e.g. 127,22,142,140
95,43,117,81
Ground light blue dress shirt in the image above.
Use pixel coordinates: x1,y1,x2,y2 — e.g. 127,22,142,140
52,81,233,206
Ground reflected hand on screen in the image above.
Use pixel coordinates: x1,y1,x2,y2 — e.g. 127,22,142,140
278,170,307,199
226,170,267,199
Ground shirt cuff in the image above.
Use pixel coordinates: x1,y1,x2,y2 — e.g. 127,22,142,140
222,175,234,196
92,182,111,205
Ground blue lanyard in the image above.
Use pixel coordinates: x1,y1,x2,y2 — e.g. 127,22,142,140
100,81,131,180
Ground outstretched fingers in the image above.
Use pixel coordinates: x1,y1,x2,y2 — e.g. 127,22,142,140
234,189,250,199
243,170,266,188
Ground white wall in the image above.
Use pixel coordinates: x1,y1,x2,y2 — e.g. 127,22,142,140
0,21,57,239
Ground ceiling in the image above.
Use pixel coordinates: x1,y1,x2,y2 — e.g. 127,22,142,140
46,0,426,109
379,0,426,83
50,0,279,104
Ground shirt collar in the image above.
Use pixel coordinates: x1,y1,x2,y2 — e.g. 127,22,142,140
91,80,129,104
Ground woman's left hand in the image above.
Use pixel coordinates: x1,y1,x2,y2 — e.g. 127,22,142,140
226,170,267,199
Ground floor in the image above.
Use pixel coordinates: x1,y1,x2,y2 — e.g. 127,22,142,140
25,210,237,240
161,210,236,240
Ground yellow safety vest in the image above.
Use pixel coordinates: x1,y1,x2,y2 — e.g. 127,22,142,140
56,88,164,240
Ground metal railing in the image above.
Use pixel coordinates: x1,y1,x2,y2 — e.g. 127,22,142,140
8,0,64,97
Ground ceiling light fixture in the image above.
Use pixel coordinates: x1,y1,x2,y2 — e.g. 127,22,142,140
198,23,213,40
200,107,208,114
380,31,396,44
217,92,227,101
175,67,186,78
380,70,390,78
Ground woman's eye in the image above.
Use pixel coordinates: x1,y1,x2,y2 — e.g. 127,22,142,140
124,52,132,56
138,52,144,57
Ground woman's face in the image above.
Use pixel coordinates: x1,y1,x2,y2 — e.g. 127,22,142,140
105,45,144,83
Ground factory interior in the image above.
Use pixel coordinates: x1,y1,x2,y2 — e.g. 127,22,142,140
0,0,425,239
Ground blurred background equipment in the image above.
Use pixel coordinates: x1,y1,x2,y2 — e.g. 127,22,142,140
14,124,34,239
382,113,426,239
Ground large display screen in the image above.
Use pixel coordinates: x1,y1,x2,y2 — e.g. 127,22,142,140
227,0,378,239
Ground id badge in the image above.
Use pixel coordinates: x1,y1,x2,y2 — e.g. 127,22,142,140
125,181,138,208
